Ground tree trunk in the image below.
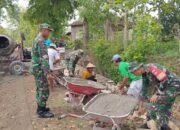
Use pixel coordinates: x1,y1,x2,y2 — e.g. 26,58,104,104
156,0,161,23
123,11,128,49
178,28,180,58
104,17,114,41
83,17,89,46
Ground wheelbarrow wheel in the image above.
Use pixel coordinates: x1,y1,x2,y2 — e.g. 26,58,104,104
112,124,121,130
82,94,96,105
9,61,25,75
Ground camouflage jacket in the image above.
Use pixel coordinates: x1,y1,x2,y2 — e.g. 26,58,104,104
141,63,180,101
65,50,80,70
31,34,50,74
65,50,82,61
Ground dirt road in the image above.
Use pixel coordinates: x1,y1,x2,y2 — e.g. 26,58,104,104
0,76,33,130
0,75,91,130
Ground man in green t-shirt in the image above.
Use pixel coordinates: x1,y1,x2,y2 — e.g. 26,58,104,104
112,54,142,98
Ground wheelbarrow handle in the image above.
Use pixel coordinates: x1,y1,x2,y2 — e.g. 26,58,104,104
52,73,67,86
58,113,83,120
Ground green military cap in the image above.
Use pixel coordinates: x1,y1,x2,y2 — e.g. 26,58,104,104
129,62,143,72
39,23,53,31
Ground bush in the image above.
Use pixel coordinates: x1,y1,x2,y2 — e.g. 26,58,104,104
89,38,123,83
124,14,162,62
74,39,83,50
154,39,179,55
66,40,74,49
66,39,84,50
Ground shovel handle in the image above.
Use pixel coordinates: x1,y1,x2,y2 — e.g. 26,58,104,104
58,114,67,120
58,113,83,120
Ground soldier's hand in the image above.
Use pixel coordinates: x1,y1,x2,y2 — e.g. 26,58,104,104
150,95,158,103
47,73,54,80
118,84,124,90
69,71,74,77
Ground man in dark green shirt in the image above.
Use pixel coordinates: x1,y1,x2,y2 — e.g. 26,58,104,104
31,23,54,118
129,62,180,130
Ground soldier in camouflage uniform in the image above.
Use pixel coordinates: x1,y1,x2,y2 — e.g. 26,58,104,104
31,23,54,118
129,62,180,130
65,49,84,77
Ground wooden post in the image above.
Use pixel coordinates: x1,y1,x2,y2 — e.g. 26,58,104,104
104,17,114,41
83,17,89,47
123,11,128,49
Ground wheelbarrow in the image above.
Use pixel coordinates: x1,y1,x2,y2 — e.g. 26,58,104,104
63,77,107,108
58,93,138,130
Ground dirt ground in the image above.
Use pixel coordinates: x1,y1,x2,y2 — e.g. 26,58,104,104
0,75,179,130
0,75,92,130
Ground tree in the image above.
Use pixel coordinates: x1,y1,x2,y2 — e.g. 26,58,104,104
26,0,77,36
6,12,38,47
77,0,108,40
0,26,6,34
150,0,180,38
0,0,19,23
123,11,128,48
107,0,139,49
172,23,180,57
104,17,114,40
83,17,89,45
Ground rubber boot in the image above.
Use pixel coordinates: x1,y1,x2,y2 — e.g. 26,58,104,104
37,104,50,112
37,105,54,118
43,107,50,112
138,123,149,129
159,126,168,130
36,105,41,114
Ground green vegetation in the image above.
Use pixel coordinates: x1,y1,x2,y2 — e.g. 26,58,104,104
89,38,122,83
0,0,180,80
0,0,19,21
26,0,77,36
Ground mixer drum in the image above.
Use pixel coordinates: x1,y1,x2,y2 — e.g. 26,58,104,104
0,35,16,56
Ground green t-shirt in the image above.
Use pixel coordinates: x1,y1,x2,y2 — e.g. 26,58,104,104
117,61,141,82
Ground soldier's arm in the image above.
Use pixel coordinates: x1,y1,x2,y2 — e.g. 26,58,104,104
140,73,149,101
157,82,179,103
38,40,50,74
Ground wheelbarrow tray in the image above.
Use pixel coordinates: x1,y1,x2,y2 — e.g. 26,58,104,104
83,93,138,125
64,77,106,95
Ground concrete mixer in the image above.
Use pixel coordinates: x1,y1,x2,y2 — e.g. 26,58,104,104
0,33,31,75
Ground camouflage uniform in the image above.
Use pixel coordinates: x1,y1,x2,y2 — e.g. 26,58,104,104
65,49,84,76
140,63,180,128
31,34,50,108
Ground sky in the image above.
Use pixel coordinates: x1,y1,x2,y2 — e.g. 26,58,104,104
0,0,29,28
17,0,29,8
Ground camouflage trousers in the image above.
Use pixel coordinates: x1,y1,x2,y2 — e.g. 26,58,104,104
65,59,76,75
32,67,49,107
147,81,180,128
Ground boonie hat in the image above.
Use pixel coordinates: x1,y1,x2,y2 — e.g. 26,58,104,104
40,23,53,31
129,62,143,72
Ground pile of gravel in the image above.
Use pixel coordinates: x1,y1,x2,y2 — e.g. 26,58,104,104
84,93,138,117
64,77,106,89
